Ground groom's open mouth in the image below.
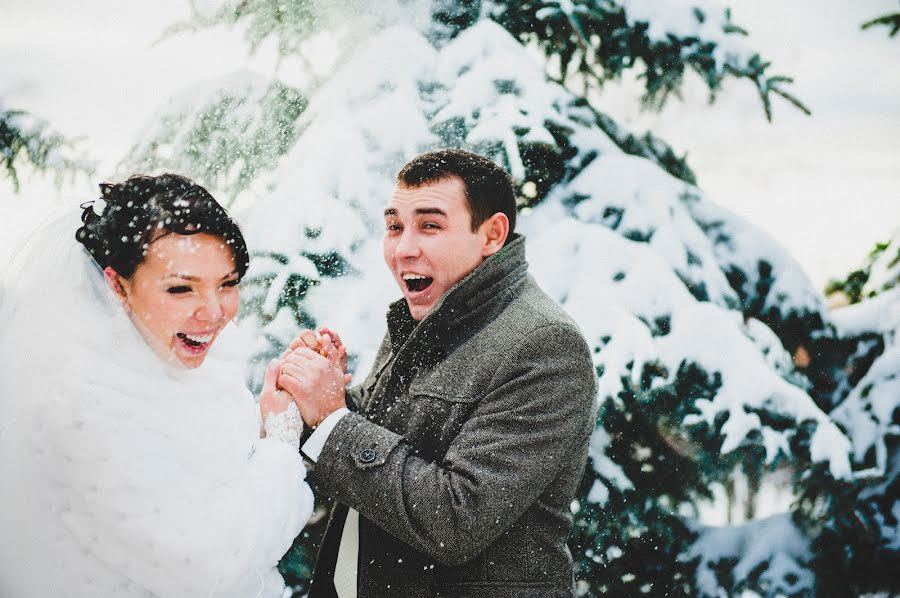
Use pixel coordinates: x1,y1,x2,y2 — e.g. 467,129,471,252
176,332,215,354
403,273,433,294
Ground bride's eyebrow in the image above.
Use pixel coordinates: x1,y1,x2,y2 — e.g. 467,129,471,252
163,271,239,281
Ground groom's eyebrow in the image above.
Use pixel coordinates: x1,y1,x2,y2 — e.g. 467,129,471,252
415,207,446,216
383,207,447,217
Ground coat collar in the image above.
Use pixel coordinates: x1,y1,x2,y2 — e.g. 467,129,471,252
386,234,529,351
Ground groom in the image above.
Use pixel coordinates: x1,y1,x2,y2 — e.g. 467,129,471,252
278,149,598,597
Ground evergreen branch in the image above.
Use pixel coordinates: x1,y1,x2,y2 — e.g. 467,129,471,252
861,11,900,37
770,86,812,117
155,0,238,48
489,0,808,122
122,79,307,206
751,74,812,122
158,0,322,57
718,55,811,122
721,7,748,36
0,108,94,192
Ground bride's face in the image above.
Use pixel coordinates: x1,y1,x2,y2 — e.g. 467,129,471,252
113,232,241,368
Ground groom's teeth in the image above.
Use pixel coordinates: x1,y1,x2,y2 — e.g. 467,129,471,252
403,273,433,293
184,333,214,344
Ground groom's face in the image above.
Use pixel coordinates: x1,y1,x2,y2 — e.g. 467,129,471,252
383,176,492,321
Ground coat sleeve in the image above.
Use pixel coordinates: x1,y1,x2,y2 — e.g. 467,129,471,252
311,322,598,566
345,333,393,412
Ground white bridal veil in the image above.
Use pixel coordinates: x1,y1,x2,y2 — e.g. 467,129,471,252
0,212,313,597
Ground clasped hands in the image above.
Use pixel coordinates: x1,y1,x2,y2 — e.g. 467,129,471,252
259,327,350,429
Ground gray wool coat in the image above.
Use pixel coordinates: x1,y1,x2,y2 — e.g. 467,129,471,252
307,235,598,598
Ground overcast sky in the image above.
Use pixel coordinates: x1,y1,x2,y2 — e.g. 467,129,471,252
1,0,898,287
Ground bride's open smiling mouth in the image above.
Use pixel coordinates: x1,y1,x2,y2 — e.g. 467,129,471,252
176,331,216,355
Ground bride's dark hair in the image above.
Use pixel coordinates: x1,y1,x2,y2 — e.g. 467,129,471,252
76,174,249,279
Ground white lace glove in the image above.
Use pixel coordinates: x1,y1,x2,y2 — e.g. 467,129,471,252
263,402,303,449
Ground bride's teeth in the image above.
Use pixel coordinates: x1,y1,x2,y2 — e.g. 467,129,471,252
184,333,214,344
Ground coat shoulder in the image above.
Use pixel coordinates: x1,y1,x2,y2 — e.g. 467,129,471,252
490,274,590,351
414,274,595,400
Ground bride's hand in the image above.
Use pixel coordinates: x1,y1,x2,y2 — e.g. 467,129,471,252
259,359,294,421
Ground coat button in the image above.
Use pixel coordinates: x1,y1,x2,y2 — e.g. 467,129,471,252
359,448,377,463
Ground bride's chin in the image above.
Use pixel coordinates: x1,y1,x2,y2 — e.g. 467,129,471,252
173,340,213,369
148,335,214,369
177,355,207,369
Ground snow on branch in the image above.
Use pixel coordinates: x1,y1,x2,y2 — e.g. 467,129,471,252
0,106,94,192
162,0,433,77
528,218,852,480
488,0,810,121
122,71,307,206
685,514,814,597
163,0,331,56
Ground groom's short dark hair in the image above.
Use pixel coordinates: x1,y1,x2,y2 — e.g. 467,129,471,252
397,148,517,242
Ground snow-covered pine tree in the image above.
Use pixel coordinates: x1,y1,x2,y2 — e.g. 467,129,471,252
826,235,899,304
125,73,307,206
124,1,894,595
805,232,899,595
0,102,93,192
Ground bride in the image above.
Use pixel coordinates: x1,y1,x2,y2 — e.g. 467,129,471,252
0,174,314,597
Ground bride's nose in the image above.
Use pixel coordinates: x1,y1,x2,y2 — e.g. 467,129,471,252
194,291,224,322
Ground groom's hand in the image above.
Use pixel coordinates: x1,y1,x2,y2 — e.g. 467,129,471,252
288,327,352,384
277,347,347,428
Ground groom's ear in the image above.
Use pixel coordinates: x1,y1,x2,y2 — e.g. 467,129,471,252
479,212,509,258
103,266,130,306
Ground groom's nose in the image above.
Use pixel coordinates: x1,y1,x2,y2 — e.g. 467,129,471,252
394,230,421,259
